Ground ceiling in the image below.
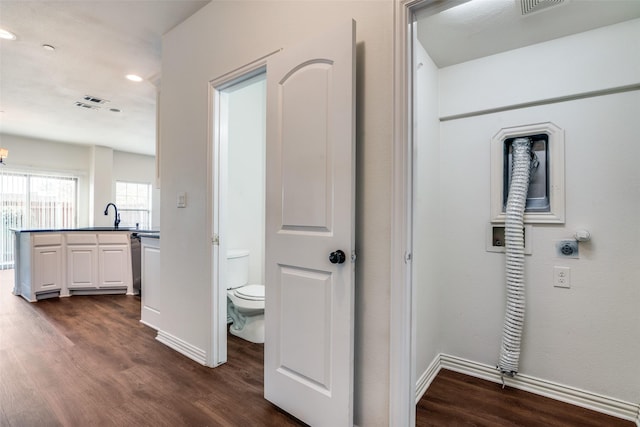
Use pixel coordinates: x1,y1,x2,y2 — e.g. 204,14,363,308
416,0,640,68
2,1,639,157
0,0,210,156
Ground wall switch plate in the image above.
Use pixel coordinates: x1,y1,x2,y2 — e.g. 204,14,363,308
553,266,571,288
177,192,187,208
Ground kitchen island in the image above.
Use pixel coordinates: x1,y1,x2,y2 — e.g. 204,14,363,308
12,228,158,302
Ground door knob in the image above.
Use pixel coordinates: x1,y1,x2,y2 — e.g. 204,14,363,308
329,250,346,264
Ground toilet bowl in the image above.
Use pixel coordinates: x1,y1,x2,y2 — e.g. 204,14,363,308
226,250,265,344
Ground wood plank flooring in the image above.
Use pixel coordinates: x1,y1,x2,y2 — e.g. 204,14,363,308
417,369,634,427
1,269,634,426
0,269,303,427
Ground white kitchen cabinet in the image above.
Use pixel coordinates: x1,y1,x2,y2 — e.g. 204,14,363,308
96,233,132,292
66,234,98,290
67,246,98,289
13,230,134,301
68,233,132,294
33,245,63,296
98,244,131,289
140,236,161,330
13,232,64,301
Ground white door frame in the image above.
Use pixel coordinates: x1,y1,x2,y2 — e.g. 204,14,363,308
390,0,443,425
207,51,278,367
390,1,416,424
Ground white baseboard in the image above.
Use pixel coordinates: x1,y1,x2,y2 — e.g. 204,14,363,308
415,354,441,403
156,329,207,366
416,353,639,424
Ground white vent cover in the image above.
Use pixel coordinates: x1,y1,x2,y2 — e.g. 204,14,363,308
74,101,100,110
520,0,566,15
83,95,109,104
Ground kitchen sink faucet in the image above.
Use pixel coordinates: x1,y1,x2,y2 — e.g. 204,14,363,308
104,203,121,229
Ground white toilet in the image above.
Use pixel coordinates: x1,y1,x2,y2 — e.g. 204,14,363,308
226,249,265,344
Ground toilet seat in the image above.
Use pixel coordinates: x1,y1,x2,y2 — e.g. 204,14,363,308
234,284,264,301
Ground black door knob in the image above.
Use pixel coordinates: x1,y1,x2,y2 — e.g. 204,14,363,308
329,250,346,264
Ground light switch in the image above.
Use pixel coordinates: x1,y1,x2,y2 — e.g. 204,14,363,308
177,192,186,208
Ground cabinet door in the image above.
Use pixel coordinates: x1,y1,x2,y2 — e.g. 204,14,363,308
33,246,63,293
67,245,98,289
98,244,131,288
141,242,161,329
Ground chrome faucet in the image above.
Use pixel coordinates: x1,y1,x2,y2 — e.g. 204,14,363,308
104,203,121,229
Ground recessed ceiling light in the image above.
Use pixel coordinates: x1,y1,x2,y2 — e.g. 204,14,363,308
0,28,17,40
42,44,55,51
126,74,143,82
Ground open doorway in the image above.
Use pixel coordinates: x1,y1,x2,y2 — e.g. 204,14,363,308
393,0,640,425
207,21,356,424
211,67,266,366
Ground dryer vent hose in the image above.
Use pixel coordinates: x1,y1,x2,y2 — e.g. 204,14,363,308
497,137,532,377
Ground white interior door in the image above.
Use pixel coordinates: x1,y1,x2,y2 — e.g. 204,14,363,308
264,20,356,426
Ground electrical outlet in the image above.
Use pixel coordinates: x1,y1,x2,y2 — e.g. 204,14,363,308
553,266,571,288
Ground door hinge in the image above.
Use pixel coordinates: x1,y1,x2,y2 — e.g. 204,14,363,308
212,234,219,246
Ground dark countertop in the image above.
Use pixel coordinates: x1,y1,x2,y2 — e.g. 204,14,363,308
137,233,160,239
12,227,160,234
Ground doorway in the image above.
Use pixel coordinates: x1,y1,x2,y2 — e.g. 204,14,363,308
208,22,357,424
393,1,640,425
211,68,267,366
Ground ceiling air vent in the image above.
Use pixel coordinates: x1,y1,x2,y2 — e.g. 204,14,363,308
83,95,109,104
520,0,566,16
74,101,100,110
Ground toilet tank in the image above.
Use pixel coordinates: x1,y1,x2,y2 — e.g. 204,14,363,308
227,249,249,289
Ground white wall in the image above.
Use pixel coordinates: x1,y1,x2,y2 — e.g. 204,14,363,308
227,77,266,284
438,18,640,118
414,19,640,405
0,133,158,228
413,40,441,381
90,146,114,227
159,2,393,424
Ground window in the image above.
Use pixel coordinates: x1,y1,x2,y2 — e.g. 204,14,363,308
115,181,152,229
0,171,78,269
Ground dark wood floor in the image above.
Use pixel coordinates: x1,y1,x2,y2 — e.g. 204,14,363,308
417,369,634,427
1,270,634,426
0,269,303,427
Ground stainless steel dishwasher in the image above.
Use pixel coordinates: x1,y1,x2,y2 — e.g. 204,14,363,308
130,233,141,295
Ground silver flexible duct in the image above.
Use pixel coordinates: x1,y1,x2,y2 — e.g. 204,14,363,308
498,137,533,377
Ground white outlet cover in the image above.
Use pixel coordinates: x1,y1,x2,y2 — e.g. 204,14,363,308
553,266,571,288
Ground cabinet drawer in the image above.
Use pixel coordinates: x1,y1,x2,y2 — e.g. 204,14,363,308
33,234,62,247
66,233,98,245
98,233,130,244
